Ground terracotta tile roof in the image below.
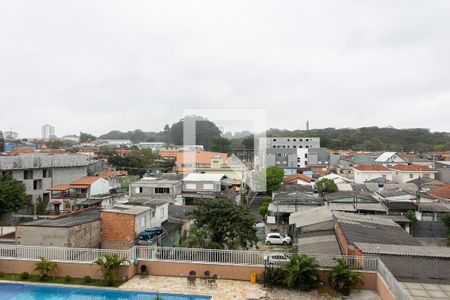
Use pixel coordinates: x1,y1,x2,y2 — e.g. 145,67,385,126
70,176,100,186
399,153,419,160
390,164,435,172
353,165,390,171
47,184,71,191
283,173,312,184
428,184,450,200
10,147,35,155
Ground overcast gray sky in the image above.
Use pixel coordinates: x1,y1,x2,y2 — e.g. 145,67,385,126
1,1,449,138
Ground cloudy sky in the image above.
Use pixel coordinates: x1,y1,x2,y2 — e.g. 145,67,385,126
1,1,450,138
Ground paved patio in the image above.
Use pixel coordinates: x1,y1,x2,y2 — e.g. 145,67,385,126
401,282,450,299
120,275,380,300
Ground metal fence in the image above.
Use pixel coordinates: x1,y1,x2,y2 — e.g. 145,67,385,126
137,246,265,265
0,244,134,263
0,244,410,298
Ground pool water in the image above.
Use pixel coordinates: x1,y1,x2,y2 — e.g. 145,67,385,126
0,283,211,300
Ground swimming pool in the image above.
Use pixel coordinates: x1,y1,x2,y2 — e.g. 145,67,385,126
0,282,211,300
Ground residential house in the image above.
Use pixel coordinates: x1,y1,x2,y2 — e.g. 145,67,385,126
181,173,238,202
428,184,450,202
407,177,445,191
101,205,155,249
283,173,312,185
0,154,90,206
99,168,128,191
193,155,248,181
288,206,334,244
390,164,436,183
318,173,352,184
334,212,421,256
159,150,228,174
353,165,393,184
16,208,101,248
47,176,117,213
267,191,323,233
125,198,169,228
326,191,387,215
416,202,450,222
374,152,408,167
130,174,183,203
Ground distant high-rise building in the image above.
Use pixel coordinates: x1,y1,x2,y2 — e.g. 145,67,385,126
41,124,56,140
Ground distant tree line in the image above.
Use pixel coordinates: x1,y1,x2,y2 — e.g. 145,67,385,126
98,119,450,153
265,127,450,152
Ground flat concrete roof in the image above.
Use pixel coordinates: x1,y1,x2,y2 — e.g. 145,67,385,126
102,205,150,215
19,209,100,228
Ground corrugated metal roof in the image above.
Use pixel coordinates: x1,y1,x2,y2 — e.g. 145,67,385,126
355,242,450,258
289,206,333,227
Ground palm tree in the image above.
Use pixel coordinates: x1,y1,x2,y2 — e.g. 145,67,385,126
329,258,363,296
34,257,57,281
94,254,129,286
282,254,319,291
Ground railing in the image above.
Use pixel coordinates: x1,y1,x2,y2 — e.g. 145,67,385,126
137,246,265,265
0,244,410,298
0,245,135,263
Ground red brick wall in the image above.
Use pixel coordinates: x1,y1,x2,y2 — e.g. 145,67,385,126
335,222,351,255
101,212,135,249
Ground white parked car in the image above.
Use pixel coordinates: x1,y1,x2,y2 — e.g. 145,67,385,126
265,233,292,245
265,253,290,265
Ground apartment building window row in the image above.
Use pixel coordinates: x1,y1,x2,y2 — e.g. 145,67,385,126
155,187,170,194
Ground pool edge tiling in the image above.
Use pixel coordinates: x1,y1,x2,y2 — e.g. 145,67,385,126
0,282,211,300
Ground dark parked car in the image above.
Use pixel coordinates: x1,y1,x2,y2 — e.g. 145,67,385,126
138,227,164,241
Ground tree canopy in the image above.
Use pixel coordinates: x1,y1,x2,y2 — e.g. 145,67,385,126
182,199,258,250
169,116,223,149
0,131,4,152
0,173,28,215
316,178,338,194
79,132,96,143
256,166,284,194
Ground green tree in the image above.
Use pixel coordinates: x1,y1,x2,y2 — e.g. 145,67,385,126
329,258,363,296
241,135,254,150
186,199,258,249
94,254,129,286
79,132,96,142
0,173,28,215
0,131,4,152
257,166,284,195
282,254,319,291
434,144,446,151
209,137,232,154
316,178,338,195
169,116,223,149
34,257,57,281
35,196,47,215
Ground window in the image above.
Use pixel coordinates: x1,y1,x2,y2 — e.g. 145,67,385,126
185,183,196,190
293,139,296,141
33,179,42,190
382,174,387,179
160,207,165,218
272,138,276,141
305,154,308,158
135,187,143,194
43,169,52,178
155,187,170,194
24,170,33,180
409,174,414,179
203,183,214,190
151,210,155,218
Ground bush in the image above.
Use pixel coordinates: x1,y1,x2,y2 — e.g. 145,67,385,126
262,266,285,287
282,254,319,291
34,257,57,281
83,275,92,283
329,258,363,296
19,272,30,280
64,275,72,283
